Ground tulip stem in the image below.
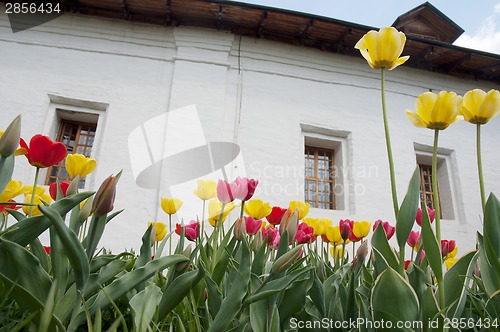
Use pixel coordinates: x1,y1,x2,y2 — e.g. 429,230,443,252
476,124,486,212
381,68,399,219
168,214,172,255
432,129,441,244
28,167,40,218
432,129,446,309
201,200,206,244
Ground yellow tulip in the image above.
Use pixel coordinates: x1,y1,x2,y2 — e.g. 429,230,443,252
353,221,371,239
148,222,167,242
330,246,346,259
0,179,23,202
208,200,235,226
446,245,458,259
305,218,331,236
445,257,458,270
23,193,52,216
160,197,183,215
325,225,349,246
244,198,272,220
21,185,47,197
66,154,97,178
354,27,409,70
461,89,500,125
406,91,463,130
289,200,310,220
193,179,217,200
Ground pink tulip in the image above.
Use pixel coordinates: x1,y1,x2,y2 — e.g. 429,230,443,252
216,179,237,203
244,216,262,235
373,220,395,240
416,207,435,226
262,226,280,249
407,230,420,248
294,222,315,244
175,220,199,242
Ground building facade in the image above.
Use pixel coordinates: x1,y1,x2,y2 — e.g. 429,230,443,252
1,1,499,254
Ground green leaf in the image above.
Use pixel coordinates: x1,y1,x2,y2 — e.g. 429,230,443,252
478,233,500,297
157,266,205,320
371,224,399,271
396,167,420,250
484,193,500,257
308,270,326,317
0,155,15,194
69,254,188,329
205,271,223,318
134,225,153,269
420,205,443,282
208,239,251,332
40,205,90,293
251,238,267,276
130,283,162,332
1,192,94,245
85,214,107,260
278,271,313,324
422,287,442,332
443,250,478,318
371,267,419,325
244,268,311,305
250,300,267,332
0,238,52,312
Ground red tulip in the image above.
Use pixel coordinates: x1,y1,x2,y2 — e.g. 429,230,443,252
294,222,315,244
441,240,456,257
19,134,66,168
406,230,420,248
43,246,51,254
0,199,21,215
416,207,435,226
49,181,70,200
373,220,395,240
404,260,411,270
339,219,353,241
244,216,262,236
266,206,287,225
175,220,199,241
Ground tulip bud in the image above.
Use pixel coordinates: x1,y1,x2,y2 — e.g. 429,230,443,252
92,174,117,217
177,244,193,271
271,244,303,274
233,217,247,240
66,175,80,197
356,240,369,262
473,260,481,278
0,115,21,157
78,196,93,223
252,229,263,252
279,208,299,242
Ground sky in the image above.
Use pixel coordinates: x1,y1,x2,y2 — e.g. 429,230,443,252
229,0,500,55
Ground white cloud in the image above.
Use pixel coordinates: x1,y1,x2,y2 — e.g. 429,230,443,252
455,3,500,55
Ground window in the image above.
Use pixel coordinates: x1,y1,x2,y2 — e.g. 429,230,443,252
418,164,442,217
305,146,335,209
414,143,462,221
45,118,97,188
301,124,351,212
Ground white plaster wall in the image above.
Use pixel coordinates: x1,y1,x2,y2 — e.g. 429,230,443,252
1,10,498,255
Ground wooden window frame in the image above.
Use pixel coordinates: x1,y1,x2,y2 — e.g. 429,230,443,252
305,145,335,210
419,164,442,218
45,119,97,187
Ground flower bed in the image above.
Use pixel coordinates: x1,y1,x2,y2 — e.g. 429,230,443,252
0,27,499,331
